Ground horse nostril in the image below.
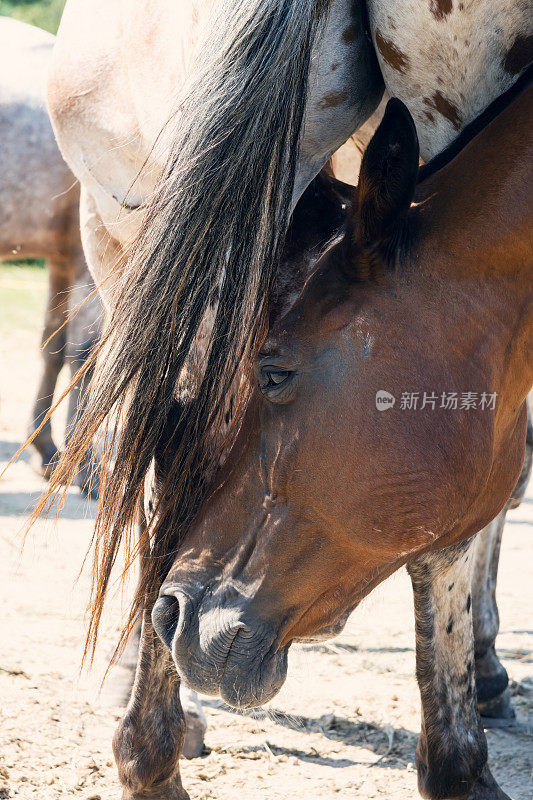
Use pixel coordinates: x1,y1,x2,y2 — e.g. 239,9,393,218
152,595,180,649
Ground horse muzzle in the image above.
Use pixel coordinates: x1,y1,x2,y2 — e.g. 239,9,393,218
152,586,289,708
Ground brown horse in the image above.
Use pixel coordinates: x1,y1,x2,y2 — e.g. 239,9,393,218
111,158,530,761
130,78,531,800
0,18,102,496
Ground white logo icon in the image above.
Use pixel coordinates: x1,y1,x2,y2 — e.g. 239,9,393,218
376,390,396,411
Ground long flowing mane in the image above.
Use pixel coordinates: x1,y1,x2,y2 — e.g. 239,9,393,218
32,0,332,660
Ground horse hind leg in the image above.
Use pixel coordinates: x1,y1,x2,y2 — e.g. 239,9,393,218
472,400,532,725
472,512,513,725
28,258,71,477
64,258,103,498
508,398,532,509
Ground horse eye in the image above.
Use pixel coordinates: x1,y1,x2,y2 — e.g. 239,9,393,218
258,368,296,401
269,371,288,385
260,369,290,388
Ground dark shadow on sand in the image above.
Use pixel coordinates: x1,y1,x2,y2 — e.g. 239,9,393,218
298,643,413,655
202,698,417,768
0,489,96,521
0,439,31,465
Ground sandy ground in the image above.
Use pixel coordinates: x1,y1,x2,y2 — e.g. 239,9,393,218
0,268,531,799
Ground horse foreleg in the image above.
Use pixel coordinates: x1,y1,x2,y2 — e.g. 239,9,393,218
509,398,532,508
408,542,509,800
105,614,207,759
473,402,532,725
113,609,189,800
180,684,207,760
108,493,207,760
29,258,71,476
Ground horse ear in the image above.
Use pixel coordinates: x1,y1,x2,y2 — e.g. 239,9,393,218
345,98,419,274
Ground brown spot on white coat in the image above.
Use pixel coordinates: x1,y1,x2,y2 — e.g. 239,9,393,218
424,91,462,129
429,0,453,21
342,25,357,43
503,35,533,75
375,29,410,74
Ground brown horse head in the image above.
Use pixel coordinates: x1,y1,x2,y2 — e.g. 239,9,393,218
153,86,532,708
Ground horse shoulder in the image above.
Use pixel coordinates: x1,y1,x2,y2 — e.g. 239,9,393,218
48,1,145,243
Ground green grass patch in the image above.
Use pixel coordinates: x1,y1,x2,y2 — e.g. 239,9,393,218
0,0,66,34
0,262,47,334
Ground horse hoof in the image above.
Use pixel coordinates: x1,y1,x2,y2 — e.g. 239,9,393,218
479,689,516,728
464,766,511,799
121,783,190,800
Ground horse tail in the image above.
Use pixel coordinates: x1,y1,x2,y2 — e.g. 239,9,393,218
41,0,331,659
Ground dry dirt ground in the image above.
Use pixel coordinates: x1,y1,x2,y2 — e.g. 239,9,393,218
0,266,531,799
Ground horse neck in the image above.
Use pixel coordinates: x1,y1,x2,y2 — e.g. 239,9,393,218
412,82,533,404
416,80,532,289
